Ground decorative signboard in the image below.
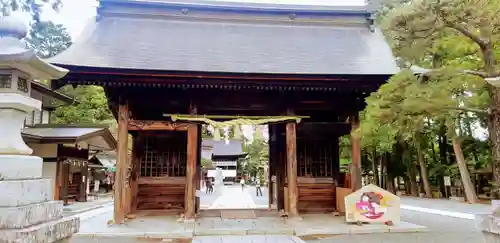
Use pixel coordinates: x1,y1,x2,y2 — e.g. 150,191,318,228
344,184,400,225
443,176,452,186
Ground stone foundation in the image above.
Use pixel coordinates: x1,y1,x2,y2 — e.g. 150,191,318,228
0,216,79,243
0,156,79,243
0,179,52,206
0,201,64,229
475,214,500,243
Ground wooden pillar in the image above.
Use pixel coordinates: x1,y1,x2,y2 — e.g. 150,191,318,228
80,163,89,202
286,122,299,217
114,102,129,224
185,124,197,219
275,124,286,211
350,115,362,191
55,157,63,201
195,124,202,214
130,135,140,213
268,124,276,208
62,161,70,205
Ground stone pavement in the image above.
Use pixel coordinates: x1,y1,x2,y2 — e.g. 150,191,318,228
63,196,113,216
401,196,490,219
193,235,305,243
71,207,425,239
208,185,257,209
305,232,487,243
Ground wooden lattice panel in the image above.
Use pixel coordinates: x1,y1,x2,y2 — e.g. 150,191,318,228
297,139,337,177
139,133,187,177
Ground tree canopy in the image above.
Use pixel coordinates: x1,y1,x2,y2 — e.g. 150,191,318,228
1,0,62,21
349,0,500,201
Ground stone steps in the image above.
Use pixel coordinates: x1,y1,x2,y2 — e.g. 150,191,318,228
0,215,79,243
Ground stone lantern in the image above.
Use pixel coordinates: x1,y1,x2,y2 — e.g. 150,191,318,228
0,16,79,242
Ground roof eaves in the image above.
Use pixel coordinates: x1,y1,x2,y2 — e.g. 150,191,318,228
31,82,76,105
77,128,118,151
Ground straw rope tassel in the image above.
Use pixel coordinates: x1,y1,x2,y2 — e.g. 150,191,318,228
233,125,243,139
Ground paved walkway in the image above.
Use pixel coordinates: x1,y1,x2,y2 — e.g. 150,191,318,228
206,185,260,209
194,235,305,243
400,196,491,220
63,196,113,216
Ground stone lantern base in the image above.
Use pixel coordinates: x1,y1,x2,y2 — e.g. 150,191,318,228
0,94,79,242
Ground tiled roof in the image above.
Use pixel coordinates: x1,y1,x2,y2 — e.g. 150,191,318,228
202,139,245,156
48,0,398,75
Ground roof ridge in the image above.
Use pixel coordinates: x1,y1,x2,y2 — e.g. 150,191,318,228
101,0,371,13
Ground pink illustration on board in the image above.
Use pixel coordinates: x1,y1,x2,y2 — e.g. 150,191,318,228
355,192,388,219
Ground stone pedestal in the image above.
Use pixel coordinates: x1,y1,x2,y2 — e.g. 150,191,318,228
0,14,77,243
0,94,79,243
475,200,500,243
475,214,500,243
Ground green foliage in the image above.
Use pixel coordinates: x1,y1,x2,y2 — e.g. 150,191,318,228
25,21,72,58
201,157,214,169
242,131,268,178
1,0,62,21
21,18,114,126
382,0,500,72
354,0,500,194
52,85,113,124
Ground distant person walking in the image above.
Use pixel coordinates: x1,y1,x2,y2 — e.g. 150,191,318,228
205,178,213,193
240,178,245,191
255,178,262,196
104,175,111,193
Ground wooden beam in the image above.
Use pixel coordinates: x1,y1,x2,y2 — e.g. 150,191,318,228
350,115,362,191
128,120,189,131
114,102,129,224
184,124,197,219
286,122,299,217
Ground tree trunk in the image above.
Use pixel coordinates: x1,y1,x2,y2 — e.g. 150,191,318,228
372,148,379,186
451,136,478,204
438,124,448,197
386,172,395,194
380,153,387,189
415,137,432,198
403,142,419,196
403,176,411,195
489,88,500,199
408,165,419,197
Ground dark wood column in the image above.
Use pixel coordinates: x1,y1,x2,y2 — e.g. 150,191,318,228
185,124,198,219
55,157,63,201
332,136,340,186
195,124,202,214
268,124,277,208
130,134,141,213
80,163,89,202
350,115,362,191
115,101,129,224
275,124,286,211
286,122,299,217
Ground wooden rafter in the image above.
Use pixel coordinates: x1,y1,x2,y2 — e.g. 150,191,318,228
128,120,189,131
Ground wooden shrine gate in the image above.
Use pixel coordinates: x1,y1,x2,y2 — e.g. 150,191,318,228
47,0,396,224
112,104,362,224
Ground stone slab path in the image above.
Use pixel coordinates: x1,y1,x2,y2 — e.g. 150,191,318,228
208,186,257,209
193,235,305,243
401,196,491,220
